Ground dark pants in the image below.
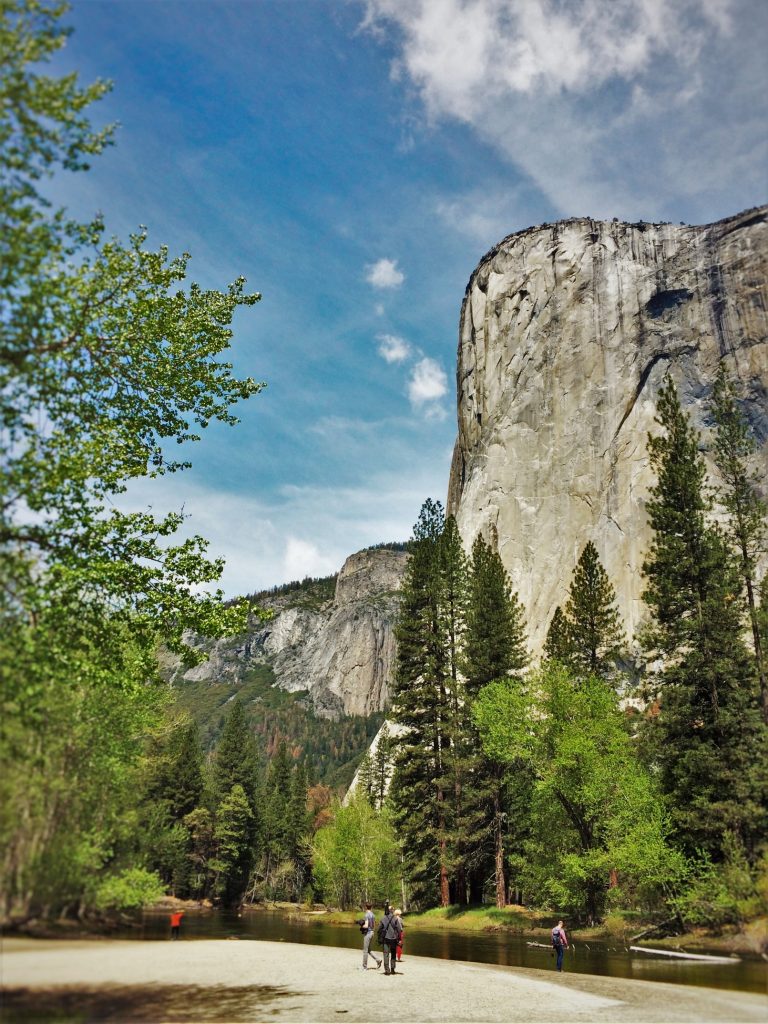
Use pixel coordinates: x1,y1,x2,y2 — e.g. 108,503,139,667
555,943,564,971
171,926,180,940
383,941,398,973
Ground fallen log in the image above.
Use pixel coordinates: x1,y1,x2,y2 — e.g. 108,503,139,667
629,918,678,942
526,941,553,949
630,945,739,963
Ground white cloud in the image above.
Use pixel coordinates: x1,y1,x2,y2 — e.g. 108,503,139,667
408,357,448,414
377,333,412,363
374,302,385,316
365,0,731,106
363,1,766,222
283,537,338,580
119,455,451,597
365,257,405,289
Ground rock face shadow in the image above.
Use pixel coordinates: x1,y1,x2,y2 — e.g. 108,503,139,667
1,982,301,1023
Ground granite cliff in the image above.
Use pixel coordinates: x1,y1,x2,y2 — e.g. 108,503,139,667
164,546,408,719
448,206,768,653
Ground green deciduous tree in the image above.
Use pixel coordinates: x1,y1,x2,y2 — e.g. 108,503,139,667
473,663,685,922
312,795,401,910
0,1,264,920
641,376,767,861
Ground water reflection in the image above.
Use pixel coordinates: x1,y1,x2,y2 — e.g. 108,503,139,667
129,909,765,996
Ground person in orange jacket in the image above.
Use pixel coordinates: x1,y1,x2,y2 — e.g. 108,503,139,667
170,910,185,940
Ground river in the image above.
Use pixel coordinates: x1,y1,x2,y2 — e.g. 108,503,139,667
129,908,766,995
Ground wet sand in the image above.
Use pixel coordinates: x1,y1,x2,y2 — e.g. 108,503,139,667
2,938,765,1023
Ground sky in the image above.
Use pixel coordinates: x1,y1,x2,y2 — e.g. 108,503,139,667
50,0,767,595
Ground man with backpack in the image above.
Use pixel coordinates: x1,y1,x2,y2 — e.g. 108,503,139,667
377,903,403,975
551,919,568,972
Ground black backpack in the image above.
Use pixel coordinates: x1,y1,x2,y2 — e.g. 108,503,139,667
552,926,563,947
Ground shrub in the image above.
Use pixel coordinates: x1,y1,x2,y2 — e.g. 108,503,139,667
94,868,165,913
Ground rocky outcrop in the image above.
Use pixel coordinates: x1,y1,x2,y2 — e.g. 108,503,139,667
165,547,408,719
448,206,768,653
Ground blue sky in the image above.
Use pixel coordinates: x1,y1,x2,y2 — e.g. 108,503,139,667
51,0,766,594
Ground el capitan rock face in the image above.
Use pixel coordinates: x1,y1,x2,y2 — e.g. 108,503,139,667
448,207,768,653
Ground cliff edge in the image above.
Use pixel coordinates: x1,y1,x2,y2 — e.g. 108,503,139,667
448,206,768,651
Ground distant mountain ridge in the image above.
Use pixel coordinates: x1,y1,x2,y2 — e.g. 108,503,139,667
163,545,408,720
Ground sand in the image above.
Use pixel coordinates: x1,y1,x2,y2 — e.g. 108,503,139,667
2,937,765,1023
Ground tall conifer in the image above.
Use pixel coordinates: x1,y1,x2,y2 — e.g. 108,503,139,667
710,364,768,722
464,535,528,907
390,499,452,906
562,541,625,681
543,606,569,663
641,375,767,859
214,700,261,812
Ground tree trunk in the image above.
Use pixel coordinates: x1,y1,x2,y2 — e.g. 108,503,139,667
493,785,506,909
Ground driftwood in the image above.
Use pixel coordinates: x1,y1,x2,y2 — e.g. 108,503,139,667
526,941,554,949
630,945,739,964
629,918,678,942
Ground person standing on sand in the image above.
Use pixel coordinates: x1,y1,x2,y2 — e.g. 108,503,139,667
170,910,184,940
359,902,382,971
394,909,404,962
551,919,568,972
378,905,403,975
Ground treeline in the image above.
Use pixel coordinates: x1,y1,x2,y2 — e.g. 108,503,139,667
239,574,338,608
315,371,767,928
140,703,324,905
173,664,383,789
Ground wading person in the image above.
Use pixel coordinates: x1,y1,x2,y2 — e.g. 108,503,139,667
551,919,568,972
358,902,381,970
169,910,184,940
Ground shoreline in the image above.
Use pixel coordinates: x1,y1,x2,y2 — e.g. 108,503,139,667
3,937,766,1023
270,903,767,961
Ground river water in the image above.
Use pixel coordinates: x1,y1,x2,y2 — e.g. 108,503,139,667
131,908,766,995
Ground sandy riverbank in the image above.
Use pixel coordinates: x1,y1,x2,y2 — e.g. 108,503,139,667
2,938,766,1023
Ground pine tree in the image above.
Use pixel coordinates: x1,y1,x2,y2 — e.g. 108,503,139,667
543,606,570,663
641,375,768,860
265,739,293,866
169,719,206,821
371,725,394,810
390,499,452,907
286,761,311,898
438,515,474,903
710,364,768,722
464,534,528,908
355,751,376,805
213,700,261,812
562,541,625,680
464,536,527,692
212,784,254,906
